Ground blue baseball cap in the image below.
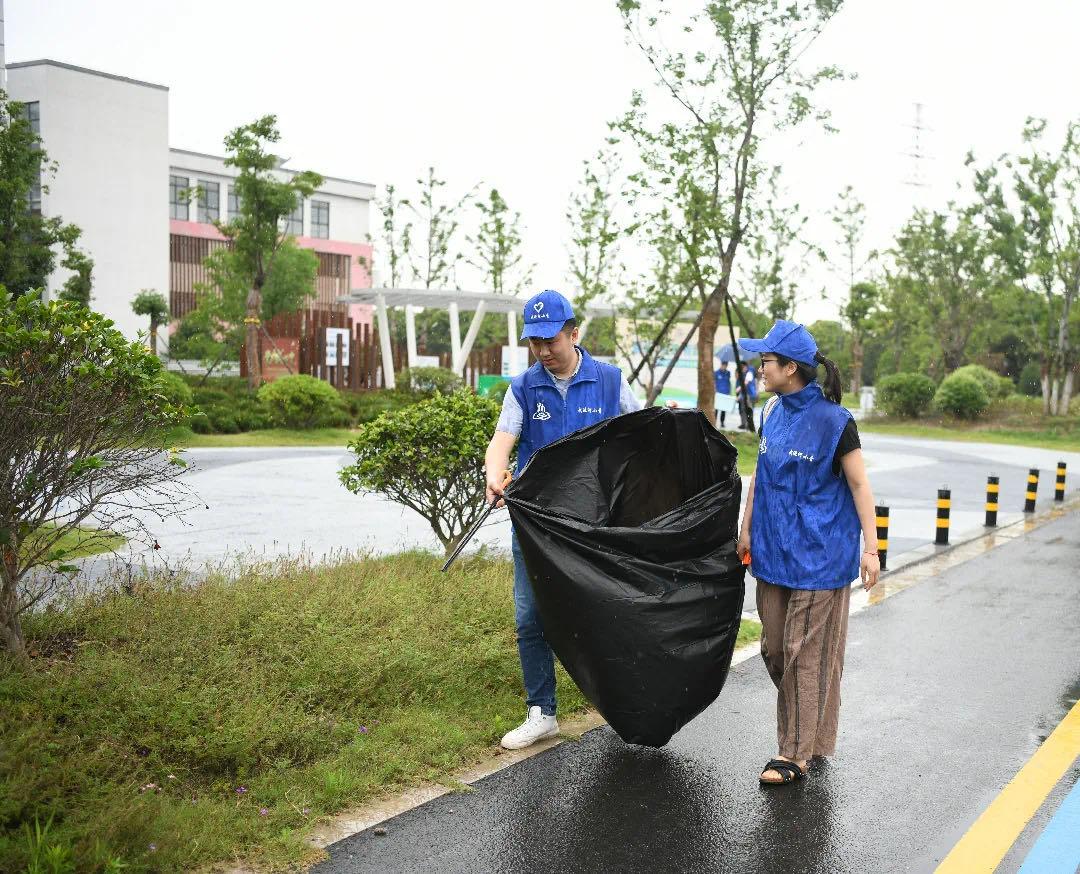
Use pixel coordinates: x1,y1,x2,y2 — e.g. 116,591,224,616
520,289,575,340
738,320,818,366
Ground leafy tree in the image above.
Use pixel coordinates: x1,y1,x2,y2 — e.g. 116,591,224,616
891,208,998,373
213,116,322,387
614,0,845,422
0,91,92,303
827,186,878,392
374,183,413,287
409,166,470,289
567,149,625,332
131,289,169,355
742,168,819,324
339,391,505,555
970,118,1080,414
467,188,533,295
56,247,94,307
0,291,191,658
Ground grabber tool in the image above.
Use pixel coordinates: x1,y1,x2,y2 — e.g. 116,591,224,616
441,469,512,572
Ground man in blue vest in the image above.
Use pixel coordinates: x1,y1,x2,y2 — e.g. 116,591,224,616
484,289,642,749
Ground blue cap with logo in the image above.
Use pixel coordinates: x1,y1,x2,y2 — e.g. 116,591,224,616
520,289,575,340
738,320,818,366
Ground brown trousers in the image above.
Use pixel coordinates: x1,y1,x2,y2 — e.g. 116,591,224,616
757,579,851,762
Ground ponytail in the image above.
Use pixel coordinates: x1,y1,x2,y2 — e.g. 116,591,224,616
776,351,843,404
814,352,843,404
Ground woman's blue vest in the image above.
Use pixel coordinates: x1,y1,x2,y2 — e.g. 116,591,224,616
750,382,861,590
511,347,623,475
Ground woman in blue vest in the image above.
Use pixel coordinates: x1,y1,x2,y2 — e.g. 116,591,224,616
484,289,642,750
736,320,880,786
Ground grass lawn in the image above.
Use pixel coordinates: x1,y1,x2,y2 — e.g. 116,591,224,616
22,524,125,562
166,426,361,448
860,396,1080,454
2,551,762,872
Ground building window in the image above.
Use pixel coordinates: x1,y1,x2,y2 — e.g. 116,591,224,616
283,197,304,236
198,180,220,223
311,200,329,239
21,102,42,214
170,174,189,221
227,185,241,222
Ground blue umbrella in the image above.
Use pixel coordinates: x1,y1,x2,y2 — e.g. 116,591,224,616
716,343,758,363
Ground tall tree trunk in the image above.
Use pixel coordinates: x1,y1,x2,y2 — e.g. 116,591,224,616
245,286,262,389
850,334,864,395
1060,366,1076,415
696,299,723,424
1,550,26,659
1040,363,1051,416
149,323,158,355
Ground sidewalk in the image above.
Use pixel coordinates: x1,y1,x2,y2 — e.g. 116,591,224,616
313,505,1080,874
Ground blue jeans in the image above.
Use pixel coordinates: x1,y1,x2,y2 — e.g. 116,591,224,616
511,531,557,715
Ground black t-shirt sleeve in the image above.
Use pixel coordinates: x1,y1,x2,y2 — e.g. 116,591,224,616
831,419,861,476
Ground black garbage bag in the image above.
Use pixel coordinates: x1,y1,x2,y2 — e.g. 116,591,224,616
504,406,746,747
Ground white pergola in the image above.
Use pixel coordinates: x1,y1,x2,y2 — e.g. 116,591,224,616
338,287,614,389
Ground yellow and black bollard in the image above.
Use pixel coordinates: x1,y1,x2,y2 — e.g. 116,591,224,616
875,504,890,571
936,487,951,546
985,475,999,527
1055,462,1067,502
1024,468,1039,513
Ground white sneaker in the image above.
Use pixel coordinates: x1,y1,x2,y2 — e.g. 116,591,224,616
500,706,559,750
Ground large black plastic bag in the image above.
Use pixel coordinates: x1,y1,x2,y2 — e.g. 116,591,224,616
504,406,746,747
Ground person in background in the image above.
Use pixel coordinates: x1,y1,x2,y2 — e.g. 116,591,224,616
714,360,732,427
736,361,759,429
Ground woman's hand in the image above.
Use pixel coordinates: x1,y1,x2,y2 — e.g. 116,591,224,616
861,552,880,591
737,530,751,564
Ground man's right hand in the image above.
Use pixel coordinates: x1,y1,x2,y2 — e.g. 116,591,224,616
485,469,512,509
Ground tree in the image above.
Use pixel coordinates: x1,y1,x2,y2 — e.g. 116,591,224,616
186,238,319,377
56,247,94,307
409,166,470,289
891,208,998,374
0,291,192,658
970,118,1080,414
466,187,533,294
131,289,169,355
0,91,92,303
339,391,505,556
567,150,625,332
827,185,877,392
373,183,413,287
614,0,845,422
215,116,322,388
742,168,819,324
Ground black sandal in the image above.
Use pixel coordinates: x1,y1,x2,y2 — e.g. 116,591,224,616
759,758,806,785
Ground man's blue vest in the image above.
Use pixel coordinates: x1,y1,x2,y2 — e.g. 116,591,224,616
511,347,622,475
750,382,861,590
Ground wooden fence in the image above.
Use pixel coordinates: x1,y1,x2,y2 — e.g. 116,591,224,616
241,317,535,390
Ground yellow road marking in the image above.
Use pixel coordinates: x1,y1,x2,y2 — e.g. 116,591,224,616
936,697,1080,873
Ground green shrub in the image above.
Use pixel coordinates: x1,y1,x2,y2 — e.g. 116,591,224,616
257,375,346,429
934,373,990,419
875,373,937,418
341,390,505,554
1019,361,1042,397
341,389,419,424
487,380,511,405
398,366,463,396
995,375,1015,398
952,364,1007,400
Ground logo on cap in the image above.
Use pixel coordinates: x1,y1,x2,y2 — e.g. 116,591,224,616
534,301,544,314
532,401,551,421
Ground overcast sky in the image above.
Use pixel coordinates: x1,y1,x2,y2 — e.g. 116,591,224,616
10,0,1080,323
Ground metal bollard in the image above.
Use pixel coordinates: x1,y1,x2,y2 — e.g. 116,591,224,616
875,504,890,571
936,487,951,546
1024,468,1039,513
985,475,999,527
1055,462,1066,502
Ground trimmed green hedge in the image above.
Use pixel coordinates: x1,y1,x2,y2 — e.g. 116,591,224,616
875,373,937,418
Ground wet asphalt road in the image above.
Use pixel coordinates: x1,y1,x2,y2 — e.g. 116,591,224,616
313,508,1080,874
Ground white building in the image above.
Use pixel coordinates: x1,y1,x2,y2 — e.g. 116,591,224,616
7,59,169,338
5,58,375,341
